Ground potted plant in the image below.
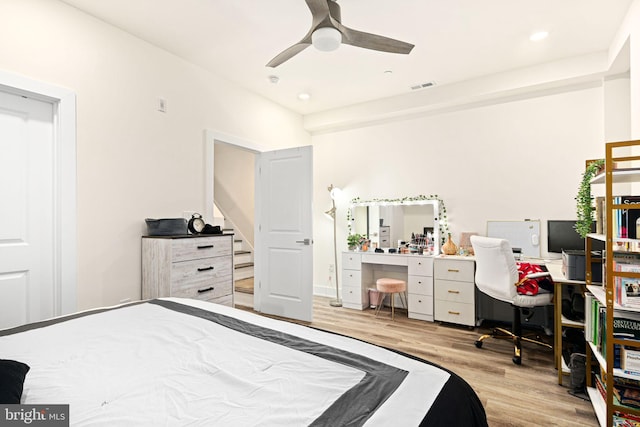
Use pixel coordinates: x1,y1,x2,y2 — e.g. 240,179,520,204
575,159,605,238
347,233,365,251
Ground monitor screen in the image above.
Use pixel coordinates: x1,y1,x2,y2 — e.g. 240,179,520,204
547,220,596,253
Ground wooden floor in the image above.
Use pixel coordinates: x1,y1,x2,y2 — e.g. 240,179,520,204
243,296,598,427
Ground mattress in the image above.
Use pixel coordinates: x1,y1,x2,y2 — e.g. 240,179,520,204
0,298,487,426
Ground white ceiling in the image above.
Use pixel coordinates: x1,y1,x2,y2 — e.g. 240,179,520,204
59,0,633,115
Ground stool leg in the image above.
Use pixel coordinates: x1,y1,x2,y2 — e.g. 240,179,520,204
374,293,385,317
399,291,407,309
391,292,395,320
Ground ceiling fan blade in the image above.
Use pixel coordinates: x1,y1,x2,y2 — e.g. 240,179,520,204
266,42,311,68
305,0,331,21
338,24,414,54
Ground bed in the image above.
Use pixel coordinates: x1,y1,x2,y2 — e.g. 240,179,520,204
0,298,487,426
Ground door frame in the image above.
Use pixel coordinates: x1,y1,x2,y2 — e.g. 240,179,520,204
203,129,267,224
0,69,77,316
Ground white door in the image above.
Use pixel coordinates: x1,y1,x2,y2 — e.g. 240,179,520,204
254,146,313,322
0,91,55,329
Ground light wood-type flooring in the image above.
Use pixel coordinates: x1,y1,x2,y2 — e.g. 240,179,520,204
242,296,598,427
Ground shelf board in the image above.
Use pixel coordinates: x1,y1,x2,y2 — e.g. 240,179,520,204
587,386,606,427
589,341,607,368
586,285,640,313
591,168,640,184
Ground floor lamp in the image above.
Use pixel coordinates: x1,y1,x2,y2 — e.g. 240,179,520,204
326,184,342,307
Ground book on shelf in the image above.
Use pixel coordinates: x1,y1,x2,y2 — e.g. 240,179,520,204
622,347,640,376
620,196,640,240
596,196,605,235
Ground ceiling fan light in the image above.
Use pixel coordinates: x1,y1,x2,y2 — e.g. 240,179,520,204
312,27,342,52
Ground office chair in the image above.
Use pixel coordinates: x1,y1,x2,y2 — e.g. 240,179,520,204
470,235,554,365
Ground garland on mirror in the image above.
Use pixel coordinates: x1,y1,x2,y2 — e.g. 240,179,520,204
346,194,449,245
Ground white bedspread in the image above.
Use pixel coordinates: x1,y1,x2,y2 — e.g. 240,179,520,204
0,298,450,426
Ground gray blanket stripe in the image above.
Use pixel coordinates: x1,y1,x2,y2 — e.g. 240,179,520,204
149,299,408,427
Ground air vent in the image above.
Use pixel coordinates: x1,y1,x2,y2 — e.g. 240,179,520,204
410,81,436,90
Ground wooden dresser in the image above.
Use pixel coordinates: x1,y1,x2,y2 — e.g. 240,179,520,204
142,234,234,306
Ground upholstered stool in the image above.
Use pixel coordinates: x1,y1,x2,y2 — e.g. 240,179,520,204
375,278,407,320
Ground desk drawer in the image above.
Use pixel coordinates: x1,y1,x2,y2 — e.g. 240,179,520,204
408,257,433,276
172,236,232,262
408,293,433,316
342,252,362,270
435,301,474,326
342,285,365,306
408,275,433,296
435,279,474,304
434,258,474,281
342,269,361,287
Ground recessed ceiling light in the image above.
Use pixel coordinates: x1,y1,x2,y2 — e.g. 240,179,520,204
298,92,311,101
529,31,549,42
267,75,280,84
384,70,393,75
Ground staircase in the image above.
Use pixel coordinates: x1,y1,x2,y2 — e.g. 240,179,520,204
233,238,254,286
213,205,254,307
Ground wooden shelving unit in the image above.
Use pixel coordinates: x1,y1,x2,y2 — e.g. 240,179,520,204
585,140,640,427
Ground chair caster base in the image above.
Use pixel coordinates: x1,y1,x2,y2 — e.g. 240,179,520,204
475,340,483,348
512,356,521,365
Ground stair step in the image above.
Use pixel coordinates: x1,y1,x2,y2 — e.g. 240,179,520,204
235,250,251,255
235,262,254,270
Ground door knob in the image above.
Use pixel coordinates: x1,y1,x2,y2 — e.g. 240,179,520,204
296,238,312,245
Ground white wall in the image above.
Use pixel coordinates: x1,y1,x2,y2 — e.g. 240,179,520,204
0,0,310,309
312,86,604,295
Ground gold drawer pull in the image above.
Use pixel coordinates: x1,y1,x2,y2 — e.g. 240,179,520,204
447,269,459,272
448,290,460,294
448,311,460,315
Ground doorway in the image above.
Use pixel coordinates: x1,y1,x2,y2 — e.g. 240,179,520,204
204,130,314,322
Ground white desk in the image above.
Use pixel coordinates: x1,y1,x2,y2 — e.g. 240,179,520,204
341,251,435,321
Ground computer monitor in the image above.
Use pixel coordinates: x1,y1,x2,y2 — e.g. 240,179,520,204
547,220,599,254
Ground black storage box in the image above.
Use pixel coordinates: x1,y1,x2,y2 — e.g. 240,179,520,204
562,250,602,282
145,218,188,236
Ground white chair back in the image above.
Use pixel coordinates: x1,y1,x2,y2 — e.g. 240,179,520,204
470,235,519,304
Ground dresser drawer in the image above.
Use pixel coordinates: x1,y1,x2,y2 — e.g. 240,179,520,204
342,269,362,286
408,293,433,316
434,301,475,326
407,257,433,276
407,275,433,296
434,258,474,281
170,256,232,292
171,236,232,262
342,252,362,270
435,279,475,304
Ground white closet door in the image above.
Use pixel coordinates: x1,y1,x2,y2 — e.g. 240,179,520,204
0,91,55,329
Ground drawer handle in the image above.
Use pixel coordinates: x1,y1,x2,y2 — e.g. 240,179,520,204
448,311,460,315
197,266,214,272
197,245,214,249
418,299,422,303
197,286,214,294
418,281,422,284
448,290,460,294
447,269,459,272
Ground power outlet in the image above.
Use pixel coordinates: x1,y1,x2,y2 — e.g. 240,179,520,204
329,264,334,273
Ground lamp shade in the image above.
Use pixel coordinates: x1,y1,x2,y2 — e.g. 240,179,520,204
312,27,342,52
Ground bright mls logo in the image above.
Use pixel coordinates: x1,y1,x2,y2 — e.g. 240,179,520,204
1,405,69,426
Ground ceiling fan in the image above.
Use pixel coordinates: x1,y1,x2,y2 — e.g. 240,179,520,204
266,0,414,67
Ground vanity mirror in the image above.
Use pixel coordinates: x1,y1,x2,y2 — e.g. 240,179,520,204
349,195,448,255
